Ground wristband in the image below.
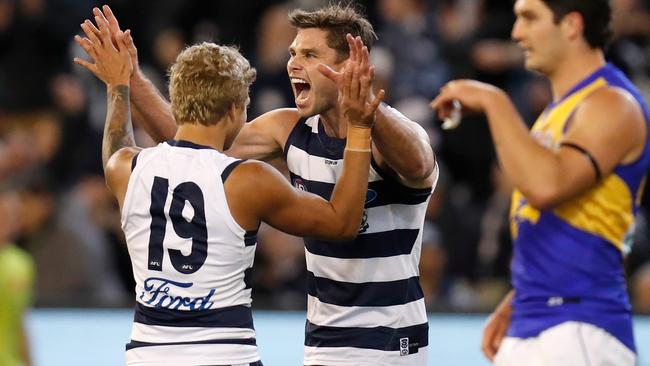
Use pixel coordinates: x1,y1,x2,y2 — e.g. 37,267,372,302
345,125,372,152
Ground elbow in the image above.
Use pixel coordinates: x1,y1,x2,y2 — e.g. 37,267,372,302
402,156,435,182
339,229,359,242
329,220,361,242
334,223,360,241
524,187,559,211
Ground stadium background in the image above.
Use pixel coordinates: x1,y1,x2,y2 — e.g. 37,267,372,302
1,0,650,364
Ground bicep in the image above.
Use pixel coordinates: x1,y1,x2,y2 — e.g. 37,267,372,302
251,166,344,239
555,89,645,196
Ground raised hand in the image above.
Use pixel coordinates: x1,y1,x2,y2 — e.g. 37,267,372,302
95,5,140,74
318,34,385,128
74,5,140,78
430,79,504,122
73,12,132,86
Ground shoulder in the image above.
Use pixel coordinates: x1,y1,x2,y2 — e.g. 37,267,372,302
577,86,643,124
223,159,290,212
250,108,302,130
105,147,142,193
228,159,284,183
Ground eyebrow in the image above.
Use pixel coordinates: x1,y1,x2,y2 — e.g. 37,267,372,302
288,47,319,55
516,9,536,19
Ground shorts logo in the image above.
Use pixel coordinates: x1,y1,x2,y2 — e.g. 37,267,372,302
400,337,409,356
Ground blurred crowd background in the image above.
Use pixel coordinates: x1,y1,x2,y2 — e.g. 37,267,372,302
1,0,650,314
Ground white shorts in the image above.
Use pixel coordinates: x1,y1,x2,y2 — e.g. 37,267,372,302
303,345,428,366
494,321,635,366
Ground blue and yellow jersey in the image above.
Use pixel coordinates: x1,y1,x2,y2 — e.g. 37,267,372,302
508,63,650,352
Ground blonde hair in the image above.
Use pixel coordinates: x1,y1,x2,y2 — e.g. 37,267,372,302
169,42,256,126
289,3,377,62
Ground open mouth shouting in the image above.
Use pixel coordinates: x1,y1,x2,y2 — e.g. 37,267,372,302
291,77,312,108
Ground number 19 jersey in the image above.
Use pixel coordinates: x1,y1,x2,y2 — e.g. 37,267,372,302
121,139,260,366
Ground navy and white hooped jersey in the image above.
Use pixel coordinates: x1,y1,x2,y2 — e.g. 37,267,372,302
121,139,260,366
285,113,436,366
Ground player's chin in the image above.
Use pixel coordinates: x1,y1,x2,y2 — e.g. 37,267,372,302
295,103,314,117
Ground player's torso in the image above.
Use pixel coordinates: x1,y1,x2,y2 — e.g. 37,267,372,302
285,115,432,365
121,140,260,365
508,63,650,352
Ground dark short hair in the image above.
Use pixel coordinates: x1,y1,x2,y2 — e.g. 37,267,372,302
288,2,378,61
541,0,612,49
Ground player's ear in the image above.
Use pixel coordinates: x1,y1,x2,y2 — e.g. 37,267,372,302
225,102,238,124
561,11,584,42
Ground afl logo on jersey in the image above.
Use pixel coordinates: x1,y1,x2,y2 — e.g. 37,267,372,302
293,178,306,191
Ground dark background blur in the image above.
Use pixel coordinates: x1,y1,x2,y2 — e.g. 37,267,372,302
1,0,650,313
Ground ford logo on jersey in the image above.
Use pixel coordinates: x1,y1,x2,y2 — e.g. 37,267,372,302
140,277,215,310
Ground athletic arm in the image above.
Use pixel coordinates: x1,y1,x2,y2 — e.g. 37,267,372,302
432,80,646,209
227,146,371,240
78,6,177,142
372,104,437,188
481,290,514,361
74,12,141,209
226,108,300,160
318,35,435,188
129,70,177,142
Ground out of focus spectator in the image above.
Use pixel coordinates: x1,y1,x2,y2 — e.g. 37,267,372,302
249,3,296,118
0,189,35,366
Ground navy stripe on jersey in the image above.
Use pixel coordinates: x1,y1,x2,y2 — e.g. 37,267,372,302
131,152,140,172
306,229,420,259
221,159,246,183
244,267,253,289
289,172,431,207
307,272,423,307
167,139,215,150
284,119,346,160
244,230,257,246
126,337,257,350
134,302,254,329
304,321,429,351
283,117,309,158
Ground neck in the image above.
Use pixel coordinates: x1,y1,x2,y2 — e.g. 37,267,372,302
319,106,347,139
174,122,228,151
548,48,606,101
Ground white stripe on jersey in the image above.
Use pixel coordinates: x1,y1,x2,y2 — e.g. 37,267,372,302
303,346,429,366
307,295,427,329
126,343,259,366
286,144,383,183
306,252,420,283
363,203,429,234
131,323,256,343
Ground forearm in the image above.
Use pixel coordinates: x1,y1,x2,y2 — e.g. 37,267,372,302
130,71,177,142
495,289,514,316
484,92,561,205
103,84,134,169
372,104,435,180
329,127,372,237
